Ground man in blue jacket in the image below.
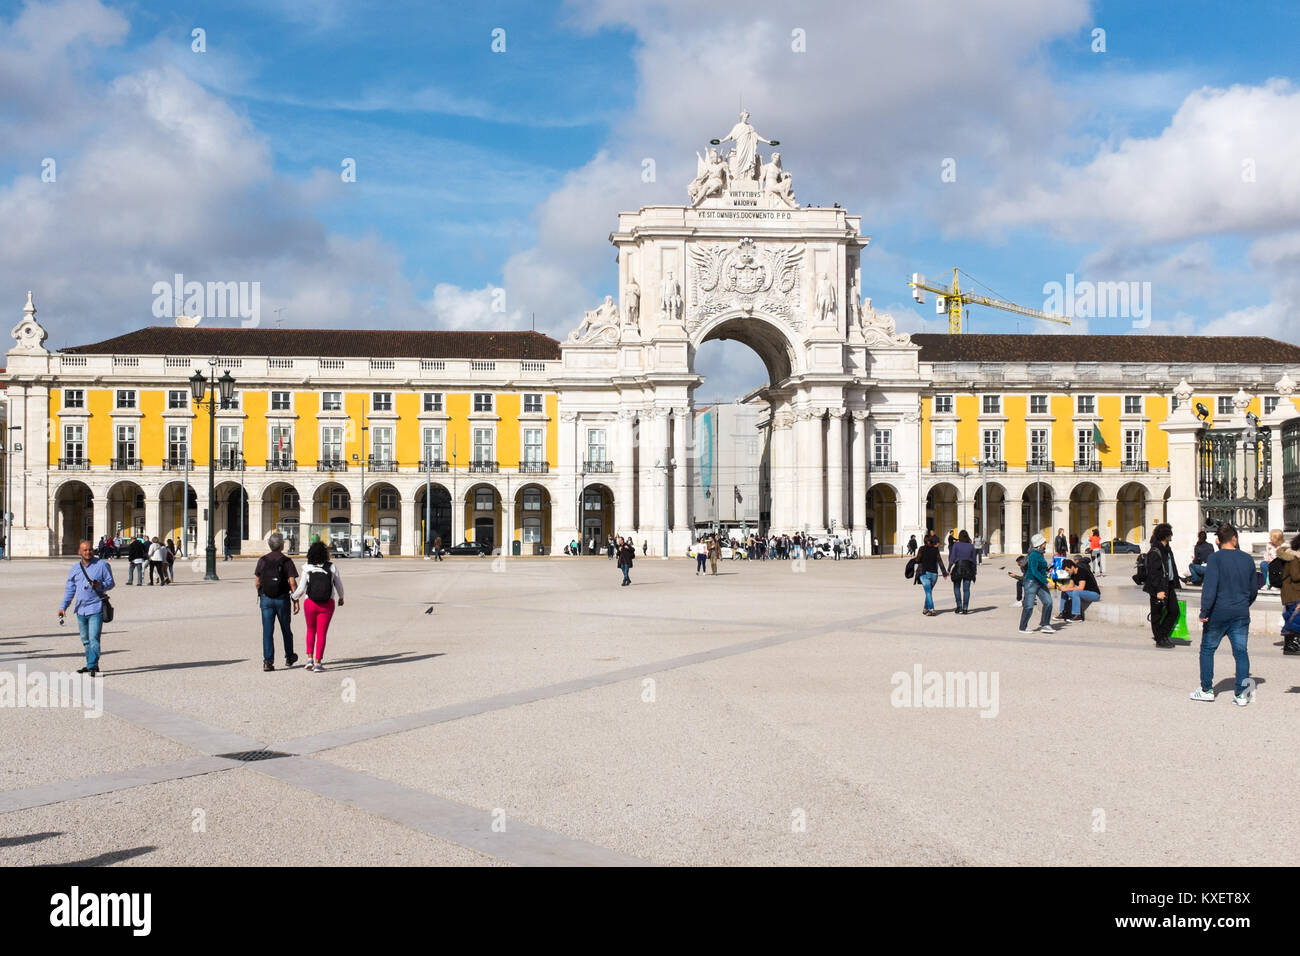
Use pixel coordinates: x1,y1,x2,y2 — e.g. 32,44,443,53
57,539,116,677
1190,523,1258,706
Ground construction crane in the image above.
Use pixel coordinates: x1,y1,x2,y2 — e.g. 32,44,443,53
909,267,1071,335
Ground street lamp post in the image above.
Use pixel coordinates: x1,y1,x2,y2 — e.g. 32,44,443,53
190,360,235,581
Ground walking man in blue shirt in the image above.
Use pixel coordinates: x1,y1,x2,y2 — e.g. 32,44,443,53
1190,523,1258,706
56,539,115,677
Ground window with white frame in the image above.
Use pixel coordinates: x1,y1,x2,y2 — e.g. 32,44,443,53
221,390,241,411
422,426,444,463
522,517,542,543
371,426,393,462
1030,428,1049,464
1217,396,1233,416
873,429,892,466
64,424,84,462
378,490,398,510
982,428,1002,463
271,391,291,411
586,428,606,465
281,489,299,510
1124,428,1144,465
322,391,342,412
1265,395,1281,415
329,488,349,511
472,427,493,463
161,389,185,410
219,425,241,466
321,426,344,462
63,388,85,409
473,393,494,412
476,488,495,511
270,425,292,462
934,394,954,414
583,489,602,511
115,389,136,410
524,427,543,463
115,424,136,461
1077,394,1096,415
372,391,393,412
423,392,443,413
982,395,1001,414
1030,394,1048,415
523,488,542,511
167,425,188,462
523,393,544,413
933,427,954,463
1076,427,1095,465
1124,395,1143,415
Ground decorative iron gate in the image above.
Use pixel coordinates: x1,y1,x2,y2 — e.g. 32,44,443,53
1197,426,1272,532
1283,417,1299,532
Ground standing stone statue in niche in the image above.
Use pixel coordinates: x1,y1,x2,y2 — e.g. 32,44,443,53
624,279,640,326
813,272,836,325
662,271,684,324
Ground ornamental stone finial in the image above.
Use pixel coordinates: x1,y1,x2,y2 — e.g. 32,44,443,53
1232,387,1251,414
1276,372,1296,398
10,290,49,354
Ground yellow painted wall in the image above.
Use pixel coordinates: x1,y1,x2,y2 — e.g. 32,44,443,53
1097,395,1121,467
1004,395,1027,466
192,398,212,465
446,393,470,465
1051,396,1073,465
546,394,559,465
244,391,268,462
48,389,61,462
396,392,420,461
1146,396,1169,467
955,394,980,463
920,396,932,466
498,393,520,466
88,389,113,464
292,391,319,463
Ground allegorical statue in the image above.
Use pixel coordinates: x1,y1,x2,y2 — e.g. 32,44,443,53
688,147,729,206
662,271,684,323
569,295,619,342
760,152,797,208
714,110,773,181
624,279,640,326
814,272,836,325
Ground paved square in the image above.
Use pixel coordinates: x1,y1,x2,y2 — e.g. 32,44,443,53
3,554,1297,866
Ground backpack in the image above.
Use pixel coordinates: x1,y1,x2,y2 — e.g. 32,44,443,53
1132,552,1148,587
1268,557,1286,590
952,558,977,583
307,564,334,604
260,553,289,598
904,557,917,579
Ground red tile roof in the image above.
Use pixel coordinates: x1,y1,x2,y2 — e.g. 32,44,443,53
912,333,1300,364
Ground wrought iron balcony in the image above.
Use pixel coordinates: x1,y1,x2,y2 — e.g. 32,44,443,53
469,460,499,473
110,457,141,470
980,460,1008,472
266,458,297,472
872,461,899,472
583,460,614,473
162,457,194,471
518,460,550,473
1027,459,1055,472
367,457,398,472
214,455,245,471
1121,460,1150,473
317,458,348,472
58,457,90,470
418,459,449,473
930,461,960,473
1074,461,1101,473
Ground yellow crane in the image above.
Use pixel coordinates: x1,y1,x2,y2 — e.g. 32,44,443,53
909,267,1071,335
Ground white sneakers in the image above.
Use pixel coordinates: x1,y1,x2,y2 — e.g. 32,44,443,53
1039,624,1055,634
1234,693,1249,706
313,660,325,672
1009,600,1022,607
1189,688,1214,702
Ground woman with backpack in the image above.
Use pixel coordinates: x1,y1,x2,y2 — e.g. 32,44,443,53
291,540,345,672
948,530,977,614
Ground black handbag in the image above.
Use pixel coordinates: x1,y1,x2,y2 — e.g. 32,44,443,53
79,563,114,623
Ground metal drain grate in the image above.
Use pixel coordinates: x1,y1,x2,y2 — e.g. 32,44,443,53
217,750,292,762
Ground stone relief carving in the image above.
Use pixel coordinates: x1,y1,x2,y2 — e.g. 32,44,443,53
662,271,684,324
759,152,797,208
687,237,802,331
623,280,640,327
688,148,730,207
812,272,836,326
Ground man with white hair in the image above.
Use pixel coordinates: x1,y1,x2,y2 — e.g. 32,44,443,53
254,532,299,672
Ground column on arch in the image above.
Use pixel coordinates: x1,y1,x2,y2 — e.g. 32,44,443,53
399,493,416,556
849,410,868,547
671,408,690,533
826,409,845,534
614,409,636,536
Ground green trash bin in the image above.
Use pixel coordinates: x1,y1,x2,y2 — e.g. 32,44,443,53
512,540,521,557
1170,599,1191,643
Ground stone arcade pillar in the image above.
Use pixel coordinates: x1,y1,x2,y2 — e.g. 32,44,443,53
794,408,825,535
1161,380,1204,559
399,496,416,556
849,410,867,552
671,408,690,549
615,410,636,537
826,409,844,536
557,411,578,547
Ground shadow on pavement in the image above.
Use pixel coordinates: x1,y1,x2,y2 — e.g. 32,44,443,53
104,658,246,676
0,831,62,848
45,845,156,867
324,652,445,671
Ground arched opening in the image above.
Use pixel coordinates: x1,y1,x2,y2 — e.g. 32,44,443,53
925,482,959,537
262,481,302,553
414,483,452,554
464,483,501,552
364,481,400,555
577,482,614,553
54,480,93,555
311,481,352,552
866,483,897,554
214,480,248,556
1021,482,1054,553
159,481,198,554
1068,482,1102,552
514,484,551,555
1116,481,1148,544
106,480,145,540
973,481,1008,553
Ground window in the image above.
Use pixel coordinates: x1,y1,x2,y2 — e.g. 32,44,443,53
271,391,291,411
1217,396,1233,416
523,488,542,511
63,388,85,409
473,393,494,412
583,489,603,512
1265,395,1280,415
982,395,1001,414
1124,428,1143,464
586,428,606,465
378,490,398,510
116,424,136,461
167,425,188,462
476,488,495,511
167,389,188,410
1076,428,1095,465
982,428,1002,463
115,389,136,410
329,489,349,511
873,429,892,466
1077,394,1096,415
423,426,444,463
934,394,953,414
371,426,393,463
321,426,344,462
524,427,543,464
522,518,542,543
1029,394,1048,415
1026,428,1048,464
472,427,494,463
270,425,292,462
281,489,299,510
372,391,393,412
63,424,84,461
221,391,241,411
523,393,544,414
423,392,444,413
219,425,241,465
933,428,953,463
322,392,342,412
1124,395,1143,415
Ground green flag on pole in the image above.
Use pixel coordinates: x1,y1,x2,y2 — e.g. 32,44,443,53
1092,423,1107,450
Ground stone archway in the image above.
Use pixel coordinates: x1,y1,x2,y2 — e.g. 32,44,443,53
54,480,93,555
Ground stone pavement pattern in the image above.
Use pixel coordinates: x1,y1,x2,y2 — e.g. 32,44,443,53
2,554,1297,866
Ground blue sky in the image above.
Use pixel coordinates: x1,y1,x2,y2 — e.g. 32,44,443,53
3,0,1299,399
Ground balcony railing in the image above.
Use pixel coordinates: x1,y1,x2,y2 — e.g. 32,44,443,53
266,458,297,472
872,461,899,472
469,460,499,473
162,457,194,471
214,455,245,471
58,457,90,470
518,460,550,474
317,458,348,472
980,460,1008,472
418,459,449,472
1074,461,1101,473
1121,460,1150,473
110,457,141,470
1027,459,1055,472
367,457,398,472
930,461,960,473
583,460,614,473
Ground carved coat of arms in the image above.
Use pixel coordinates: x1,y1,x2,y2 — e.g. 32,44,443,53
688,237,803,330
